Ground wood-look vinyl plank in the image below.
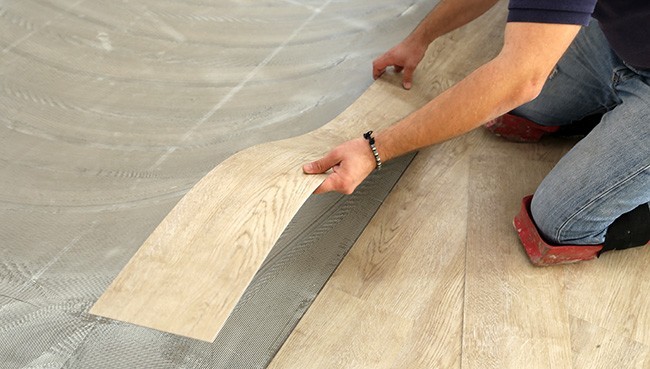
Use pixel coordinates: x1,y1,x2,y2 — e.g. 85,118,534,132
88,73,423,343
463,146,574,369
570,316,649,369
381,151,470,369
268,288,413,369
87,62,422,343
564,246,650,345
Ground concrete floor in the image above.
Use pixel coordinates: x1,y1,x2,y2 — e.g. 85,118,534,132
0,0,435,367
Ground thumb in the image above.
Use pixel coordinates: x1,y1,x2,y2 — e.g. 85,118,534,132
303,151,340,174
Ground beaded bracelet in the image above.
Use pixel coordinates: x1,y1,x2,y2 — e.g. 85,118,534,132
363,131,382,170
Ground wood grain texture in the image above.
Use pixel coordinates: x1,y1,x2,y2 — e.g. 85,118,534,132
463,149,574,369
563,246,650,368
90,135,329,341
570,316,649,369
564,247,650,346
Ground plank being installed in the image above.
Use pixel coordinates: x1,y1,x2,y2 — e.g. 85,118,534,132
89,80,417,342
90,2,507,342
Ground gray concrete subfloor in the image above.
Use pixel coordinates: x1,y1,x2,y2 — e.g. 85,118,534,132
0,0,435,367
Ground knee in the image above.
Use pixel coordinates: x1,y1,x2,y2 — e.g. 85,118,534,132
530,185,608,246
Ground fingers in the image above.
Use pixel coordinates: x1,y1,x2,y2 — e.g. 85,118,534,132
373,54,405,80
372,54,414,90
372,56,389,80
402,66,414,90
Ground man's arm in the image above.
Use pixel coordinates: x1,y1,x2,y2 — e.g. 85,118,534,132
304,22,581,194
373,0,500,89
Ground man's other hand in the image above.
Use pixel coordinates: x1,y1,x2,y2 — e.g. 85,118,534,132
372,40,427,90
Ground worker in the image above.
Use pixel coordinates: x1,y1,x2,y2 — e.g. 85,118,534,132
303,0,649,265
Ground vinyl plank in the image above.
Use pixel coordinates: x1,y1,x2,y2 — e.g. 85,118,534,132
463,145,574,369
564,246,650,346
268,288,413,369
570,316,649,369
381,149,470,369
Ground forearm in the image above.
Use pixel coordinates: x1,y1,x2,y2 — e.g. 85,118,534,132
376,22,580,161
407,0,500,47
375,58,529,161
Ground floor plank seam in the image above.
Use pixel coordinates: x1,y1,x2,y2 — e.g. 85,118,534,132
459,155,472,369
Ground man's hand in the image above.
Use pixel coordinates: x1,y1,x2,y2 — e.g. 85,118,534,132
372,39,427,90
302,138,377,194
372,0,500,90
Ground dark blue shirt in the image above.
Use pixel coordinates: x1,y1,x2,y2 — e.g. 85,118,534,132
508,0,650,69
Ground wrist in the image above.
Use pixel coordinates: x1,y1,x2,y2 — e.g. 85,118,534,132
363,131,382,170
404,32,428,53
407,25,438,50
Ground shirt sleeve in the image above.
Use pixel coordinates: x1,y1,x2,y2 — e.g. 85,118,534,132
508,0,598,26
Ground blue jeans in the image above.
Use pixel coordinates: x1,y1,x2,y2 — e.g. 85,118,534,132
511,20,650,245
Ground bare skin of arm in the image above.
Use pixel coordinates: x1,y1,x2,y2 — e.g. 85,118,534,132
373,0,500,89
303,22,581,194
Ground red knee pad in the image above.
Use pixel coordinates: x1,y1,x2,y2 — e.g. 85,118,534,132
514,195,603,266
485,114,560,142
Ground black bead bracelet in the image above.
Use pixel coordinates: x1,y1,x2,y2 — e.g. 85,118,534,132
363,131,382,170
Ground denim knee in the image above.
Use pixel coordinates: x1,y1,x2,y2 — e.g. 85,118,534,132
529,185,608,246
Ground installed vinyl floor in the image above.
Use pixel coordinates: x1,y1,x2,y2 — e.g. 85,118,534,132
1,0,648,368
